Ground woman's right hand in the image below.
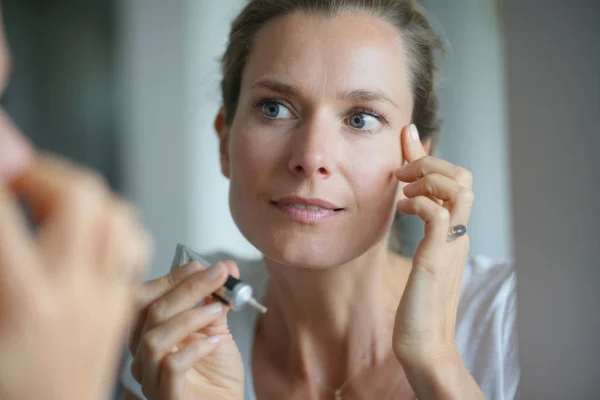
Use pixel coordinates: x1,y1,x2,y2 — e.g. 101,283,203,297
129,260,245,400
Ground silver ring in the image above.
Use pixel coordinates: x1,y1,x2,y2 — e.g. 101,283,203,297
447,224,467,242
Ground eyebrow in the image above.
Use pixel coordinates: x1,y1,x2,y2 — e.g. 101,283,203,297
251,78,399,109
341,89,399,109
251,79,301,98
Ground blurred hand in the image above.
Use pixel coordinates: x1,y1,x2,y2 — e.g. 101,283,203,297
129,260,244,400
0,155,152,400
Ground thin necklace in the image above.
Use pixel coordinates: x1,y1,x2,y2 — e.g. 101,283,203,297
315,366,366,400
310,301,398,400
313,329,392,400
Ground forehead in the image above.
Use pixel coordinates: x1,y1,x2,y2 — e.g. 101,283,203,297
242,11,412,106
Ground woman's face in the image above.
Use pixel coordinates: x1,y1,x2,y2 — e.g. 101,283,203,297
219,12,414,267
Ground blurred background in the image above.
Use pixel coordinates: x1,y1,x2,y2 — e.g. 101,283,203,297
2,0,599,398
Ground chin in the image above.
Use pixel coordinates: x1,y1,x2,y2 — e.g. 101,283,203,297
247,226,376,269
264,236,338,268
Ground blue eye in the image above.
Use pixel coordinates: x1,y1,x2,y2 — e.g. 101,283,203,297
261,101,292,119
348,113,381,131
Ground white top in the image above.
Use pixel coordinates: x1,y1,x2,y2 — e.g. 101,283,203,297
121,253,520,400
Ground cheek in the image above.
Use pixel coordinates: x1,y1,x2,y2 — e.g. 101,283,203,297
228,106,278,176
349,141,401,204
227,126,279,203
231,133,264,177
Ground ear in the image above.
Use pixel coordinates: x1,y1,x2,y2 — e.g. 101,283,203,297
214,107,231,179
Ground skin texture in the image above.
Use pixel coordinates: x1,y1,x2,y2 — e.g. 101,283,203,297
129,11,483,400
0,13,152,400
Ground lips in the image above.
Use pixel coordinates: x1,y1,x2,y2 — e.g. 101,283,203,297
270,196,344,222
271,196,343,211
283,203,333,211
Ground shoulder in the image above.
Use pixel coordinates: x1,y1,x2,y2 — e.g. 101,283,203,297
457,254,517,345
457,255,520,399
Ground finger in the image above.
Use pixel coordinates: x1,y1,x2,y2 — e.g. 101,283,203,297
98,201,153,343
130,263,228,355
135,261,207,311
144,263,228,330
395,156,473,189
117,219,153,284
129,261,206,356
98,202,151,359
99,198,152,281
0,184,39,280
159,337,223,399
13,155,110,269
202,260,241,332
396,196,449,244
224,259,240,279
130,258,236,355
137,303,224,388
402,174,474,224
401,124,428,165
397,196,455,278
12,154,109,223
125,225,153,283
0,109,35,184
203,259,239,307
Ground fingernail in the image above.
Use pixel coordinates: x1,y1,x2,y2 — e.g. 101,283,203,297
205,263,224,280
204,302,223,316
207,335,222,344
179,261,204,279
410,124,420,141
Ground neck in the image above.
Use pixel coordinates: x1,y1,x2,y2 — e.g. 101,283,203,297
258,243,411,389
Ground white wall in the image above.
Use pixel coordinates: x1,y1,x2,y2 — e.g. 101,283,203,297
417,0,513,261
117,0,254,280
117,0,187,279
183,0,259,262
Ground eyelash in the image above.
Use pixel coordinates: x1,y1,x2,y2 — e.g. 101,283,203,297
351,107,389,125
253,98,390,126
253,98,293,115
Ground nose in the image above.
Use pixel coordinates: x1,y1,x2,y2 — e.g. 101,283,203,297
288,118,335,179
0,109,34,183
